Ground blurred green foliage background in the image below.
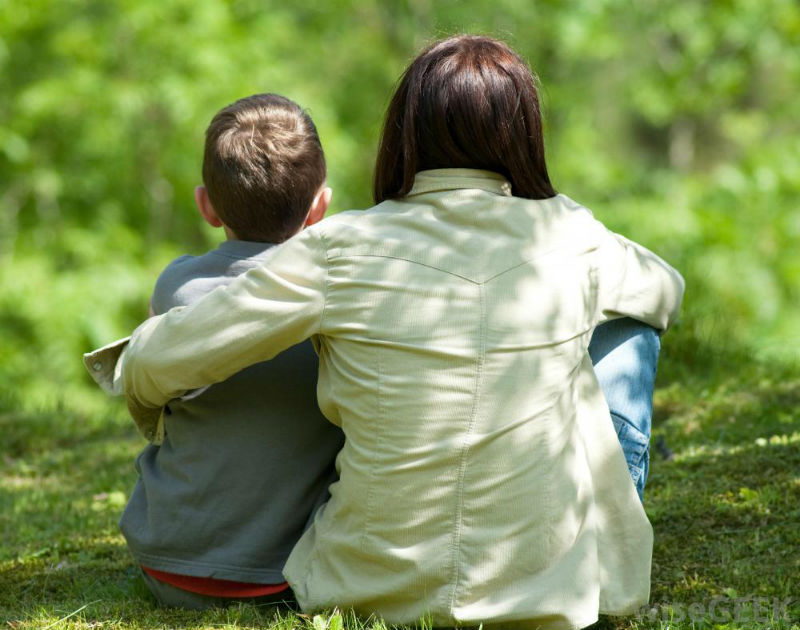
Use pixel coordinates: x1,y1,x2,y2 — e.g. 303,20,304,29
1,0,799,418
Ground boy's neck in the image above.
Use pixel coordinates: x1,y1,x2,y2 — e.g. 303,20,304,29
221,228,277,247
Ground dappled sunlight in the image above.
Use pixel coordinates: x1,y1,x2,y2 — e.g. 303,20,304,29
653,373,800,453
280,184,670,627
647,440,800,602
641,368,800,624
1,406,142,573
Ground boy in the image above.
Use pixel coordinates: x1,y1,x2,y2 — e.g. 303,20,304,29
84,93,343,609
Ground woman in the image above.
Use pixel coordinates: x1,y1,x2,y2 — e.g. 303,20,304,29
119,36,684,629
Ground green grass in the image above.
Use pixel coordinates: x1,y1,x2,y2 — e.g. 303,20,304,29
2,335,799,629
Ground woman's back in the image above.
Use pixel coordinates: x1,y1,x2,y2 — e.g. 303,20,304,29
283,169,682,628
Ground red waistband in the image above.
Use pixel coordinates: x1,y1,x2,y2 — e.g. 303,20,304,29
142,566,290,598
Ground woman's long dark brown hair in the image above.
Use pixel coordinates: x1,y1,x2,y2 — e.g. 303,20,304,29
373,35,556,203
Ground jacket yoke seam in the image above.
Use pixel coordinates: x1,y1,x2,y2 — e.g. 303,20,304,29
326,252,481,285
327,248,592,286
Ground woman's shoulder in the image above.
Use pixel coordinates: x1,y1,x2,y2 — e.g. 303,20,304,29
538,192,596,218
305,200,412,242
510,192,609,242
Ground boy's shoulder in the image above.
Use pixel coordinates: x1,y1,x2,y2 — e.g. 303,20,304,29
151,242,274,314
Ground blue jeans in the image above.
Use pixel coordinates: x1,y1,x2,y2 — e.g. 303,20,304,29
589,318,660,502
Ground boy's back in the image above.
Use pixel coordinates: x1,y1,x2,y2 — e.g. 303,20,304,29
85,92,340,606
121,240,343,583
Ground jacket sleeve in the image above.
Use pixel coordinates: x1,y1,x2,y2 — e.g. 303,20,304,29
119,227,328,437
593,227,685,332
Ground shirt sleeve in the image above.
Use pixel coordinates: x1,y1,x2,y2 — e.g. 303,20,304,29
594,227,685,332
119,227,328,435
150,254,193,315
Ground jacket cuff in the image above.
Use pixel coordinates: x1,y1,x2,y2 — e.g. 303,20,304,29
83,337,165,445
83,337,130,395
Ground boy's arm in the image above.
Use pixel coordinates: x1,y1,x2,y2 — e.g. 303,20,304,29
119,227,328,435
594,228,685,332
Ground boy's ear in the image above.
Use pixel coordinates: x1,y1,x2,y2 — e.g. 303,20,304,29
194,186,224,228
305,186,331,227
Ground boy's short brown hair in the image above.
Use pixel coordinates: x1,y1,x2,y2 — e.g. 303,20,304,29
202,93,326,242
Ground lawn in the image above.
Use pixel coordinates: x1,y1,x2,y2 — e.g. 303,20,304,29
1,328,799,630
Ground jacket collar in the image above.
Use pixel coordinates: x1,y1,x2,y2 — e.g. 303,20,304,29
407,169,513,197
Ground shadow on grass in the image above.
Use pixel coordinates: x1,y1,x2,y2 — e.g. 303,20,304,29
639,331,800,628
0,539,297,628
2,405,134,458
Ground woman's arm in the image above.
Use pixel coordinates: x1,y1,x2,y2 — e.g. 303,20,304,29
119,227,328,435
594,228,685,332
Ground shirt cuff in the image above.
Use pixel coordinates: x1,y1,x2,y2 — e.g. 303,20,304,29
83,336,130,395
83,337,165,445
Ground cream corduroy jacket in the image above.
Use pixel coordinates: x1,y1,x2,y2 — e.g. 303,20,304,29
117,169,685,629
